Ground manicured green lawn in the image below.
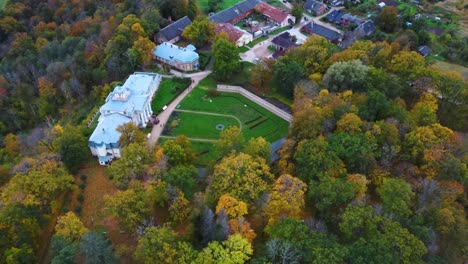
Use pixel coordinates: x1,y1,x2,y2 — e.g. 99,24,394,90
198,0,244,12
191,141,219,166
159,74,290,166
266,0,287,7
167,112,240,139
175,83,290,142
247,36,268,48
151,78,191,112
270,26,289,36
238,46,250,53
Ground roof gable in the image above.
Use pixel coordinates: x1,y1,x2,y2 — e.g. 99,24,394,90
256,2,289,23
271,32,297,49
210,0,260,23
304,0,326,12
418,45,431,56
304,22,341,41
215,23,245,42
158,16,192,41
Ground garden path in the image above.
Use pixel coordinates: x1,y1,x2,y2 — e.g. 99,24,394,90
148,71,211,146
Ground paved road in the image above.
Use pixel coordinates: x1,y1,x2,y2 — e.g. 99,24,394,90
148,71,211,146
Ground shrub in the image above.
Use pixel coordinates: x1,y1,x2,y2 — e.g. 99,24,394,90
74,205,82,214
77,193,84,203
207,89,220,97
80,175,87,182
79,183,86,190
63,207,70,213
199,51,212,70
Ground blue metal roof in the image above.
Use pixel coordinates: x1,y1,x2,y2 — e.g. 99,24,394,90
89,113,131,148
100,73,158,115
154,42,199,63
98,155,112,163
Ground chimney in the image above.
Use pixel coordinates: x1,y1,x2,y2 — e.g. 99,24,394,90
168,16,172,23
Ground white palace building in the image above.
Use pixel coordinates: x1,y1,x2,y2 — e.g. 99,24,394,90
88,72,161,165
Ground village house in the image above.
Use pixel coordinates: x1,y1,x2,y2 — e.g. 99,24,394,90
339,20,375,48
417,45,432,57
303,0,327,16
155,16,192,43
271,32,298,58
215,23,253,47
209,0,260,24
153,42,199,71
255,2,295,27
326,10,364,28
89,72,161,165
301,22,343,44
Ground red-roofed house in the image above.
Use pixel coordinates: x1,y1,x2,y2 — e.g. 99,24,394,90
215,23,253,47
256,2,295,27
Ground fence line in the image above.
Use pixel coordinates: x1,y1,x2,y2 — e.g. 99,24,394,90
216,85,292,123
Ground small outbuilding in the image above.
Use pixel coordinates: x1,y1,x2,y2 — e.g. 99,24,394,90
417,45,432,57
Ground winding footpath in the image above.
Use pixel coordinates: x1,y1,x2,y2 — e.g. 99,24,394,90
148,70,211,146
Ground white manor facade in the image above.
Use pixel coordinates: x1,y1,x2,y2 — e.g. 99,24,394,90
88,72,161,165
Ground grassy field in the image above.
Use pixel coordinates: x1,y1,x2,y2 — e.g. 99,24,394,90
151,77,191,113
247,36,268,48
436,0,468,37
190,141,219,166
167,111,240,139
432,61,468,80
0,0,6,9
198,0,243,12
238,46,250,53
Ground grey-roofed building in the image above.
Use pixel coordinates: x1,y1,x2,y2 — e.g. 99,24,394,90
155,16,192,43
417,45,432,57
304,0,327,16
326,9,343,24
356,20,375,36
271,32,298,56
209,0,260,24
301,22,343,43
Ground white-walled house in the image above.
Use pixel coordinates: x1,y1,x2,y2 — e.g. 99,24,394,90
89,72,161,165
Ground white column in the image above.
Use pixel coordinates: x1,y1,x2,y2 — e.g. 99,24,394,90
144,111,149,124
148,103,153,115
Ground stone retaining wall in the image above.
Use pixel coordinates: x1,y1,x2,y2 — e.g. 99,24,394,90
217,85,292,123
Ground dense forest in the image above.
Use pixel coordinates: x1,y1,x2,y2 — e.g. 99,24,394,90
0,0,467,263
